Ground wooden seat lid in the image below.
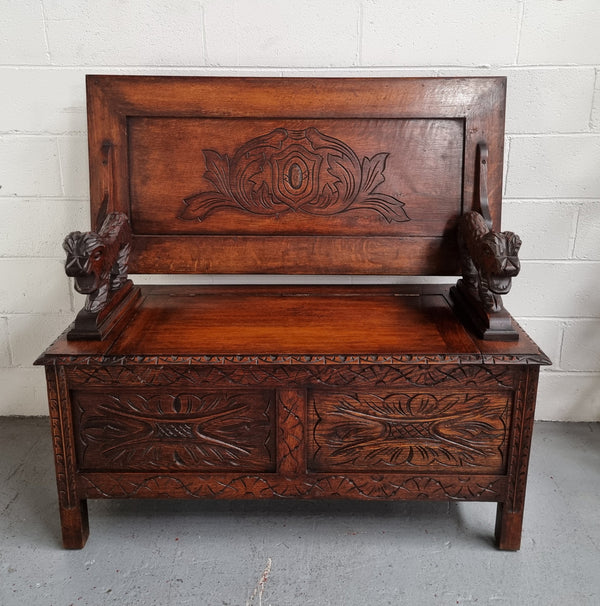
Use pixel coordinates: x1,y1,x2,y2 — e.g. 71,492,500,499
36,285,550,365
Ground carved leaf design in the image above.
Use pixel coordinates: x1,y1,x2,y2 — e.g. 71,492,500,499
203,150,231,194
80,472,505,502
360,153,388,193
74,390,275,471
310,391,510,472
179,128,410,223
179,192,236,222
352,193,410,223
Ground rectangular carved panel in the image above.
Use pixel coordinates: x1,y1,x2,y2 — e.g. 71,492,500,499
308,390,511,473
128,118,463,238
72,390,275,472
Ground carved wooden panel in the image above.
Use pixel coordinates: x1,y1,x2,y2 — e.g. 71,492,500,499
72,390,275,472
309,391,511,473
84,76,508,275
128,118,461,237
179,127,410,224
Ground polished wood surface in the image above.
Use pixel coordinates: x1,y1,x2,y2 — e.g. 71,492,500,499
38,285,547,364
37,76,547,552
86,75,506,275
110,287,475,356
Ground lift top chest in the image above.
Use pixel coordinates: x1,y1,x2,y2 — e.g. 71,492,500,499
37,76,549,549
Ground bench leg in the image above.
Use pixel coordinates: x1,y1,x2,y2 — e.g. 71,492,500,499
59,500,89,549
495,503,523,551
46,366,89,549
495,367,540,551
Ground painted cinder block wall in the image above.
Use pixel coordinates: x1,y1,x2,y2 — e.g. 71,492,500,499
1,0,599,419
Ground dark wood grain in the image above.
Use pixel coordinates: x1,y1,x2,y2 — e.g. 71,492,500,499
38,76,547,551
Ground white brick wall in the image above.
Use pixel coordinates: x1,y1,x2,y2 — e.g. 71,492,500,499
1,0,599,420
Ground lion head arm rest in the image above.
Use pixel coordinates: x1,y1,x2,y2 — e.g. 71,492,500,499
451,210,522,341
62,212,140,341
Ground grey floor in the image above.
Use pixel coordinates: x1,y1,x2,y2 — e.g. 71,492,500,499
1,420,598,606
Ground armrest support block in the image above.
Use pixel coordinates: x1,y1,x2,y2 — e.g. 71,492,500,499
451,210,522,341
63,211,140,340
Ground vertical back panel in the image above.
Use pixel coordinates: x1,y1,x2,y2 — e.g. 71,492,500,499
86,76,506,275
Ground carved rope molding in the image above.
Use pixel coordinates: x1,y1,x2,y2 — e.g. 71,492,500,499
179,127,410,223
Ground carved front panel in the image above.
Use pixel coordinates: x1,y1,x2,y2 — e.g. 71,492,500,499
72,390,275,472
309,391,511,473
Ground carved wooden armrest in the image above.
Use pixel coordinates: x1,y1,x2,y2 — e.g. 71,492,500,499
63,211,140,340
456,210,522,313
450,143,522,341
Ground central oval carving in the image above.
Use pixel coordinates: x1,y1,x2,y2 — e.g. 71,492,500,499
288,163,303,190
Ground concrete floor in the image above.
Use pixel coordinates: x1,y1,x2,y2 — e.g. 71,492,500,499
0,419,598,606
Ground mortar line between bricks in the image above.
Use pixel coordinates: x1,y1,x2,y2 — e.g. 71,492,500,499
39,0,52,65
517,316,600,322
569,205,583,258
514,0,525,65
200,5,208,68
504,196,600,201
0,196,88,201
519,259,600,264
590,68,599,130
1,317,14,367
357,1,363,67
508,132,600,138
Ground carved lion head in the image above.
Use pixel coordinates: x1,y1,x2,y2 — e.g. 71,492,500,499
63,231,107,294
477,231,522,295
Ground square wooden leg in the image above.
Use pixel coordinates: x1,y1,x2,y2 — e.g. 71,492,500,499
495,503,523,551
59,500,89,549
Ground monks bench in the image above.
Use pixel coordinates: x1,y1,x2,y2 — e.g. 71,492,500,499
36,76,549,550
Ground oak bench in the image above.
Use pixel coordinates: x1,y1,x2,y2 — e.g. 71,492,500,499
36,76,550,549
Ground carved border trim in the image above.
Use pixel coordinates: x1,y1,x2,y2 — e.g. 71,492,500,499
46,366,79,509
79,472,506,502
505,367,539,513
41,352,551,367
63,363,518,390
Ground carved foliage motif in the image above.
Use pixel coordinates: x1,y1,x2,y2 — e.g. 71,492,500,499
310,391,510,472
73,390,275,471
79,472,505,502
179,128,409,223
